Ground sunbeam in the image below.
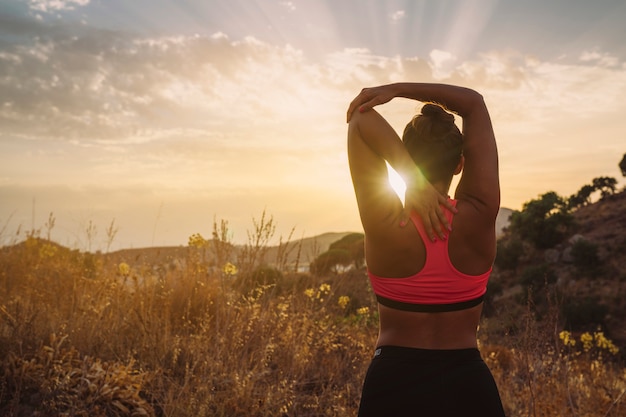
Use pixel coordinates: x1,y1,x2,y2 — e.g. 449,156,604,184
1,0,625,250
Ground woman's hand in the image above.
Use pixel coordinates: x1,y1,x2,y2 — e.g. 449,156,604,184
402,177,457,242
346,84,399,122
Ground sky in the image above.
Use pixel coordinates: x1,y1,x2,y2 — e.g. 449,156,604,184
0,0,625,251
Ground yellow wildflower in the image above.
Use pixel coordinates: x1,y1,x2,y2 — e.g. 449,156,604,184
356,306,370,316
580,332,593,352
118,262,130,276
594,331,619,355
319,283,331,294
188,233,207,248
338,296,350,309
559,331,576,347
304,288,315,299
39,243,58,259
222,262,238,276
277,302,289,319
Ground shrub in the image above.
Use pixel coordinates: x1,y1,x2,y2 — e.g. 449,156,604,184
570,239,602,277
509,192,574,249
235,265,284,294
520,263,557,289
495,238,524,271
482,278,504,317
0,334,154,417
561,296,608,329
328,233,365,269
310,248,352,276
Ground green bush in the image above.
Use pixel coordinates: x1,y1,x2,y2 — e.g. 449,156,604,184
236,265,284,291
482,278,504,317
509,192,575,249
561,296,608,329
495,238,524,271
520,264,557,289
570,239,602,277
310,249,351,276
310,233,365,276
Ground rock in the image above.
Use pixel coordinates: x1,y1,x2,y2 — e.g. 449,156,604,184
562,247,573,263
569,234,585,244
544,248,560,263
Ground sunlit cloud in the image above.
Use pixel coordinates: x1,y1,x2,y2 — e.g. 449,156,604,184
2,20,625,178
28,0,90,13
429,49,457,79
579,50,620,68
279,1,296,12
1,6,625,249
390,10,405,22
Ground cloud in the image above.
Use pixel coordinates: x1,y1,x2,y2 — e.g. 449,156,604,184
579,50,620,68
2,16,625,146
2,18,625,163
390,10,405,22
1,16,625,245
279,1,296,12
28,0,90,13
0,25,324,144
429,49,457,78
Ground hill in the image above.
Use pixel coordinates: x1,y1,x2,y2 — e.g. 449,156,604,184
1,196,623,416
105,231,356,271
490,189,626,347
106,206,514,270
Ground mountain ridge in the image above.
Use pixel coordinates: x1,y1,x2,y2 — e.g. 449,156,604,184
106,207,515,267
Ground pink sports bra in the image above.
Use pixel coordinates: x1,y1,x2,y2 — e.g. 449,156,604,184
368,200,491,312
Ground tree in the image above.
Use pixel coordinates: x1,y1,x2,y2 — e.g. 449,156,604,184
310,249,352,276
591,176,617,199
570,238,602,277
328,233,365,269
495,238,524,271
567,184,595,210
310,233,365,275
509,192,574,249
568,176,618,210
620,153,626,177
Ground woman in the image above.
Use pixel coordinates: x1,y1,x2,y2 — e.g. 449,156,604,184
346,83,505,416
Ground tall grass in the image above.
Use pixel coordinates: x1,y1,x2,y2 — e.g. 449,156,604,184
0,217,624,416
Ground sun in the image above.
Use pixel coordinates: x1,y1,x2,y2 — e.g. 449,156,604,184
387,164,406,203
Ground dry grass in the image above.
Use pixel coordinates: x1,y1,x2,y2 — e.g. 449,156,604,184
1,230,624,416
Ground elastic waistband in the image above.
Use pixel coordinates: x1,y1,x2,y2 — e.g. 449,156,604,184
373,345,482,361
376,294,484,312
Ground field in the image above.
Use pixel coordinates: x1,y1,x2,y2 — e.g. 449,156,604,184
1,219,625,416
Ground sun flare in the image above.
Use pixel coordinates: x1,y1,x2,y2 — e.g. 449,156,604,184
387,165,406,203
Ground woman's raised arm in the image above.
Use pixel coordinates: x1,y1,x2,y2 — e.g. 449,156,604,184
348,110,454,241
348,83,500,220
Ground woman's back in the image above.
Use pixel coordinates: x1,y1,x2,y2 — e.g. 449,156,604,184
347,83,499,350
366,198,496,349
348,82,505,417
364,199,495,279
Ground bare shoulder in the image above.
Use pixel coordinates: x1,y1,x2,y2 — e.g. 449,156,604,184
365,218,426,278
448,199,497,274
453,198,497,242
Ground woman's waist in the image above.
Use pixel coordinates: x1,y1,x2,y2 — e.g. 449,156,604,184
371,345,482,361
376,303,482,350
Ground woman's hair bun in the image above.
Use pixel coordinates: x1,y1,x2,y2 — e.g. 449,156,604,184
421,103,454,124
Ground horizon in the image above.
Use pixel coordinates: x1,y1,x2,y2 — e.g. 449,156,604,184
0,198,598,252
1,0,625,251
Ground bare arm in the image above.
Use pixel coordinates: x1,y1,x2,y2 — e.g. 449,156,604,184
348,83,481,121
348,110,453,241
348,83,500,221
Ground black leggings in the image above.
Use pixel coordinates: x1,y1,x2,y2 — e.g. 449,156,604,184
358,346,505,417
